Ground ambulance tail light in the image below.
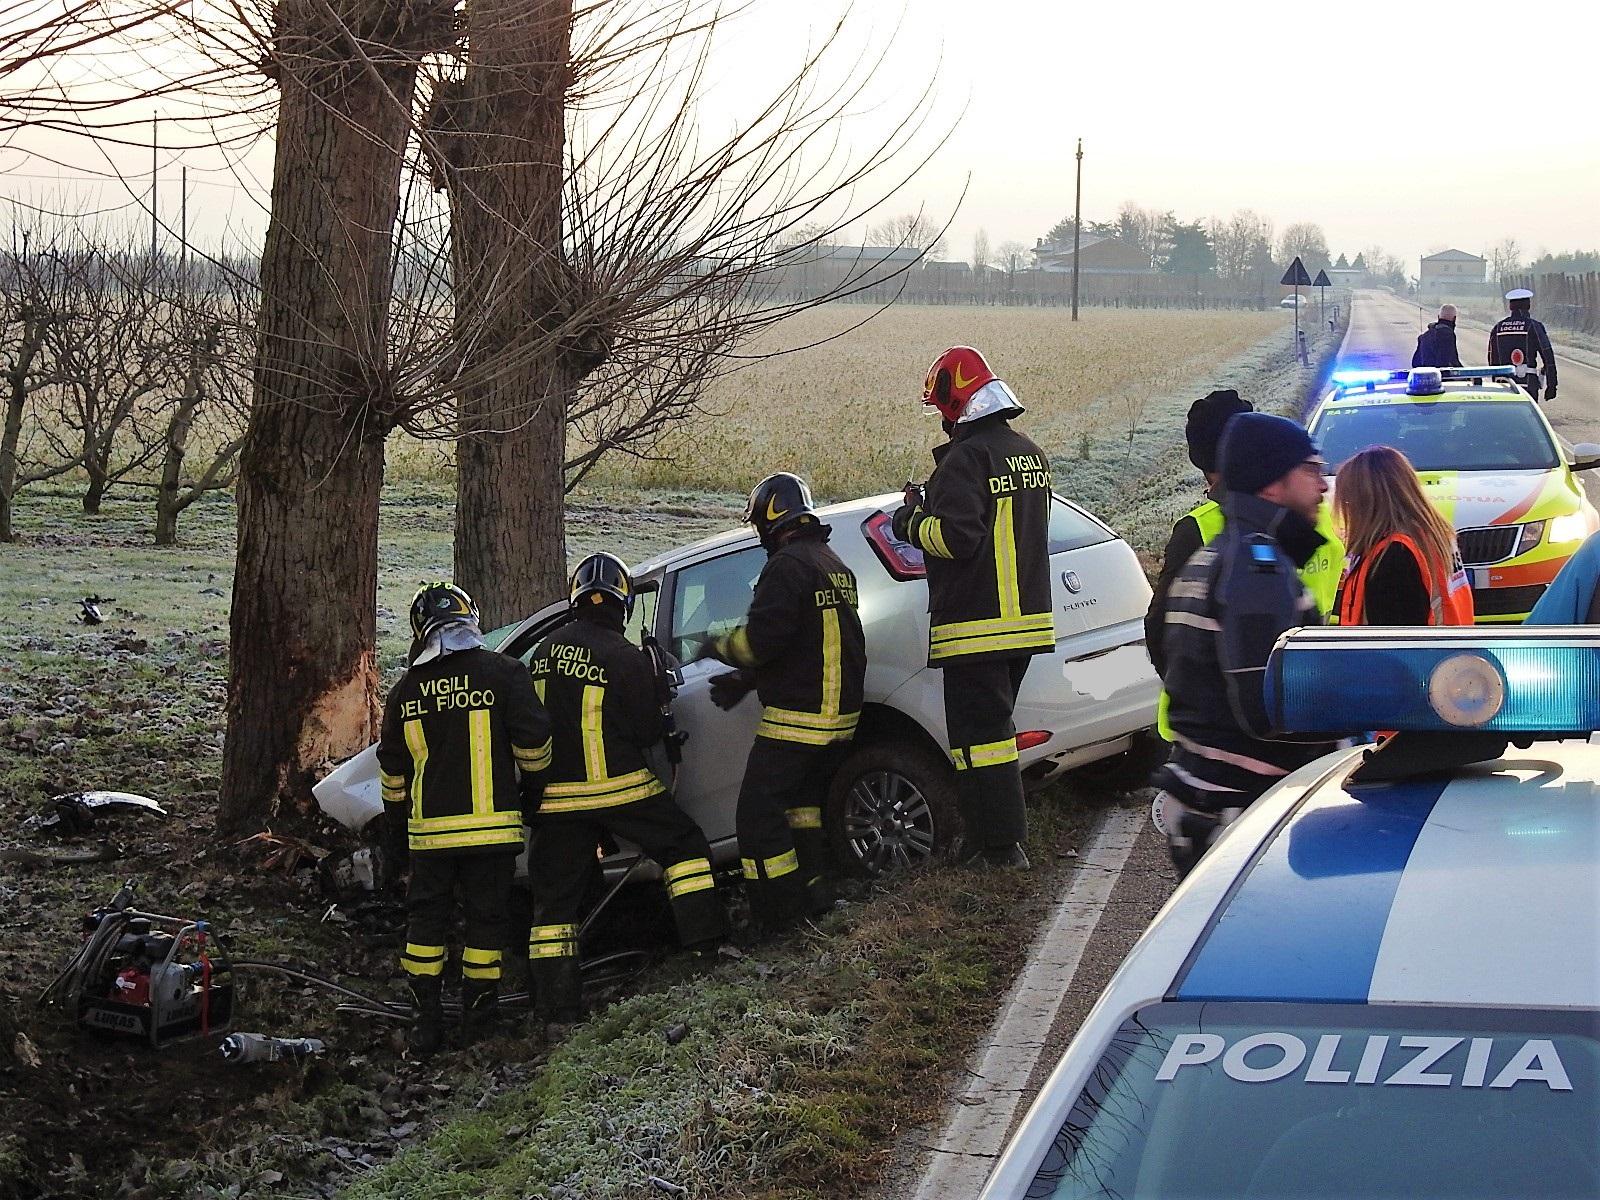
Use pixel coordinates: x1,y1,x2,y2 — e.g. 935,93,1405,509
863,511,926,582
1264,627,1600,735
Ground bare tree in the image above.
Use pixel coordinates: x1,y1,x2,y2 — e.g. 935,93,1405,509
997,239,1029,276
869,210,947,261
1210,209,1274,286
971,227,991,271
0,228,75,540
1491,237,1522,285
1277,222,1330,271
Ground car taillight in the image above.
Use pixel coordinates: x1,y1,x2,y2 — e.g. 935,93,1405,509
862,511,926,581
1016,730,1051,751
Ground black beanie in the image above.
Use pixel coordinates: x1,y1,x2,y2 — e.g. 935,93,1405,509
1220,412,1320,495
1185,390,1253,473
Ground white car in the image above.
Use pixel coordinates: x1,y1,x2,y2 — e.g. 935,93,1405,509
981,627,1600,1198
317,492,1160,878
1278,294,1307,309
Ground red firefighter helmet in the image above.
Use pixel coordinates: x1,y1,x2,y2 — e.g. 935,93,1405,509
922,346,997,422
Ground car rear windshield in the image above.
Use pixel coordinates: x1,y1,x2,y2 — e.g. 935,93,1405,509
1313,400,1559,473
1025,1001,1599,1199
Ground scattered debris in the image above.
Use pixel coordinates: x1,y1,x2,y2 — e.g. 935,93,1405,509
13,1031,42,1068
0,844,121,866
24,790,168,837
647,1177,687,1196
234,830,328,874
664,1022,690,1046
77,595,114,625
219,1033,327,1064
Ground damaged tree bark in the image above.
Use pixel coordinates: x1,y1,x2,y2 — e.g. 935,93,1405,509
218,0,453,837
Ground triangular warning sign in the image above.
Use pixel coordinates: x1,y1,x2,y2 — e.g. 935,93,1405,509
1281,257,1313,287
1312,268,1332,287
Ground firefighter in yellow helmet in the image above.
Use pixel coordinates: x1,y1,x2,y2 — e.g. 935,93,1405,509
377,582,551,1056
698,473,867,931
891,347,1051,870
526,553,726,1024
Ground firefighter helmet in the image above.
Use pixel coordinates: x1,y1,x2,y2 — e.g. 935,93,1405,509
744,472,817,547
409,582,480,641
569,551,635,618
922,346,1022,424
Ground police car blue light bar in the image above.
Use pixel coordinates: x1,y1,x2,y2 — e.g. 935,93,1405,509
1330,365,1522,394
1330,369,1405,388
1265,627,1600,735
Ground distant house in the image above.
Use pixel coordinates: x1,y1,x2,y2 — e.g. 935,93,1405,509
1033,233,1157,275
1325,267,1366,288
1420,249,1486,289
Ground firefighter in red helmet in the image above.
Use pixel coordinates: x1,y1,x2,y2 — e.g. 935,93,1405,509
892,347,1053,869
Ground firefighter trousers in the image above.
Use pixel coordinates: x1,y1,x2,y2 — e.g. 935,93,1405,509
528,795,724,1019
943,656,1032,850
736,737,845,930
400,851,515,984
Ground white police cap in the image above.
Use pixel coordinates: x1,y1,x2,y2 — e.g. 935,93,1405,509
1505,288,1534,301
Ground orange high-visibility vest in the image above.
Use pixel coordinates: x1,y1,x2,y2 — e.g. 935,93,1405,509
1338,533,1475,627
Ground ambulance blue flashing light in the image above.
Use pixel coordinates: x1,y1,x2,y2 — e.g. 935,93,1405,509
1265,628,1600,735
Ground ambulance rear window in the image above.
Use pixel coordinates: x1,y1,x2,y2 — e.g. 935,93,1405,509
1026,1001,1599,1199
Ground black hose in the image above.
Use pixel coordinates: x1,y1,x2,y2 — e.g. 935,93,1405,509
228,961,410,1013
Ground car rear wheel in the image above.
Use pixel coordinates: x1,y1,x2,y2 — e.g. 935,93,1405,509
825,740,957,878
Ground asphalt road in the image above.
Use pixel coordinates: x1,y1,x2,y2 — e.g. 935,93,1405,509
1343,288,1600,507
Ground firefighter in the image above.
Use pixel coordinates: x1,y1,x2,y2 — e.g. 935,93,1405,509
699,472,866,931
527,552,726,1023
891,347,1050,871
377,582,551,1057
1489,288,1558,402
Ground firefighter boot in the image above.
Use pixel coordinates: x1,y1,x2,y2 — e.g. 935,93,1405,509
407,976,444,1058
534,955,584,1028
460,979,499,1045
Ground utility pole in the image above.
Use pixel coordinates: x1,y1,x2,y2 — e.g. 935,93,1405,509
180,164,188,277
1071,137,1083,322
150,114,158,263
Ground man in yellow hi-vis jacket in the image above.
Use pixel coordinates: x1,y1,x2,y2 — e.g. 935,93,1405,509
378,582,551,1056
892,347,1052,871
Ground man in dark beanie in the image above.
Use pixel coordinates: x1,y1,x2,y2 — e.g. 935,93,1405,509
1144,393,1342,719
1412,304,1462,368
1151,413,1344,877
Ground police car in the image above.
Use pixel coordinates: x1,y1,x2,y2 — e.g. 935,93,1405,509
317,492,1160,880
981,627,1600,1199
1309,365,1600,622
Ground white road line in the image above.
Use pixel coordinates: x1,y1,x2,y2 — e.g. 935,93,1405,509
910,805,1144,1200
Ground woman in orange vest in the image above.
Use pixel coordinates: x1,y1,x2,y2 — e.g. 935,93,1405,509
1334,446,1475,626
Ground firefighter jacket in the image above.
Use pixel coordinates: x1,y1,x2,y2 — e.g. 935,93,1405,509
1412,320,1462,368
900,414,1053,665
378,647,552,854
1489,313,1558,392
710,528,866,747
1153,491,1340,813
531,609,671,813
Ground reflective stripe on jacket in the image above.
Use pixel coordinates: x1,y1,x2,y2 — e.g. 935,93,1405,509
1156,498,1345,740
531,613,669,813
712,530,866,747
902,415,1053,665
1337,533,1475,627
376,647,551,853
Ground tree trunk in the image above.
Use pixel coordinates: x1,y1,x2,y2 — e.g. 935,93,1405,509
217,0,436,838
82,446,105,514
154,331,212,547
1,312,50,542
436,0,579,630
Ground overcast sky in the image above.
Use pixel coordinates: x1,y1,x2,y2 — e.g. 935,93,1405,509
3,0,1594,270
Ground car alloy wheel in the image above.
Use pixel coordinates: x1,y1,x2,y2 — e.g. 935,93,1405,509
841,768,936,874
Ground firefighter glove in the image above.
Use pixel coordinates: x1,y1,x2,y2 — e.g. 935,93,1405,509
381,806,410,873
709,670,755,712
692,634,724,664
891,503,918,542
519,778,544,823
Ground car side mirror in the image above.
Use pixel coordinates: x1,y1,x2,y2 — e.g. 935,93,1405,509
1572,442,1600,472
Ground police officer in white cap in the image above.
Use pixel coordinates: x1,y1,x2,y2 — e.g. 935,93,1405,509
1489,288,1558,402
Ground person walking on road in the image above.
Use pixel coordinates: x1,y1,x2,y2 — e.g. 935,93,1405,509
892,346,1052,871
1333,446,1474,627
1489,288,1558,401
1146,390,1343,740
700,473,866,930
1413,304,1463,368
527,553,726,1024
377,582,552,1056
1153,414,1343,877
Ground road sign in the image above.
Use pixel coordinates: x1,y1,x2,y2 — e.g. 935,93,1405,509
1313,268,1331,288
1281,258,1313,287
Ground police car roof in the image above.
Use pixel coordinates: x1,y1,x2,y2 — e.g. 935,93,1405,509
1132,743,1600,1012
